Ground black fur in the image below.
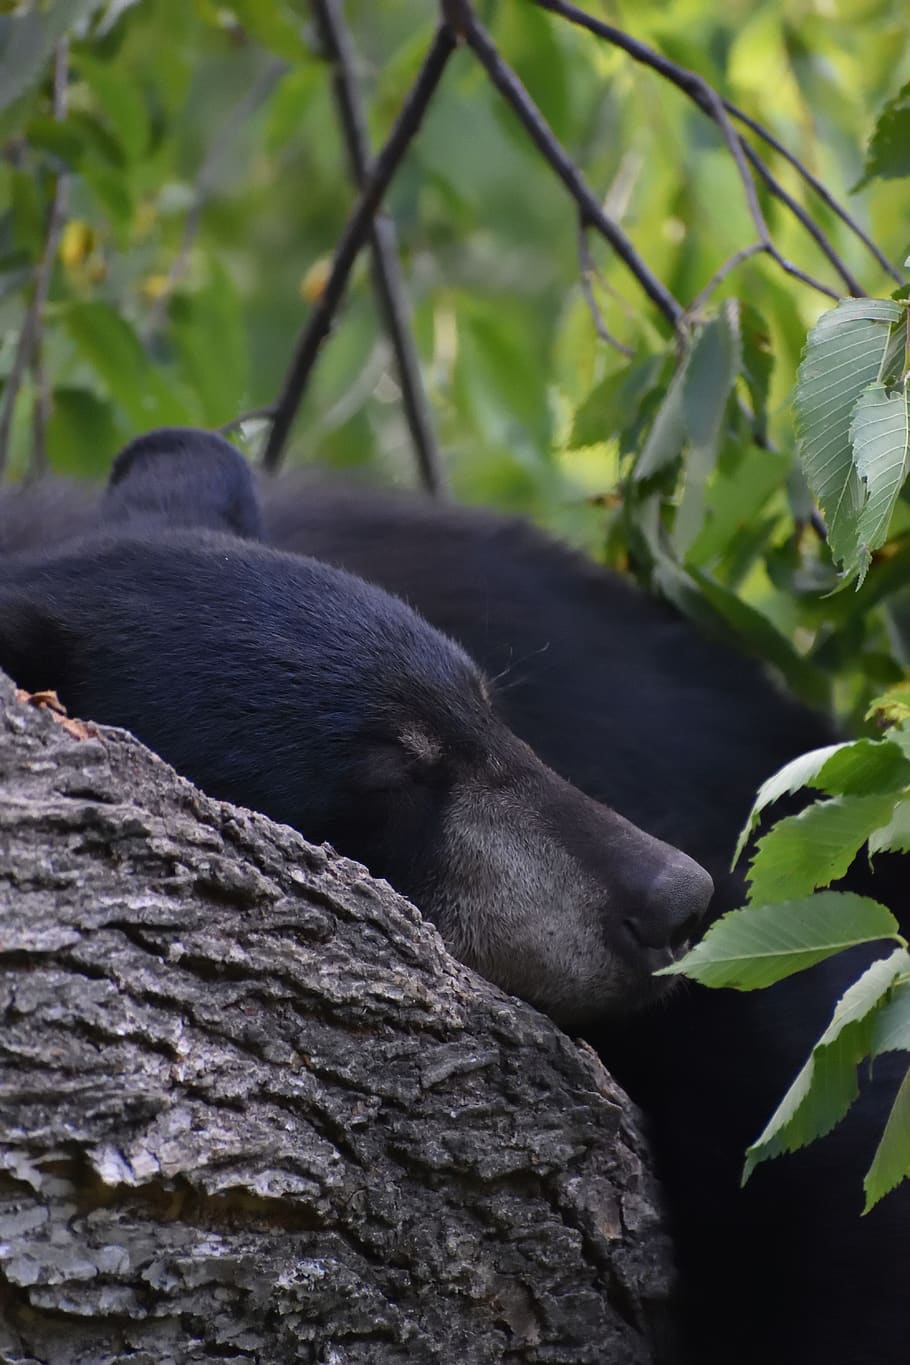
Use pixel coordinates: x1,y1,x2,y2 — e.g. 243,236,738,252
0,444,712,1031
104,427,263,539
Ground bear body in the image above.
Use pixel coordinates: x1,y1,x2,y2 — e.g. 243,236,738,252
1,431,906,1362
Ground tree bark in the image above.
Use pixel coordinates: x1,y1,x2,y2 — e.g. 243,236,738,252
0,670,677,1364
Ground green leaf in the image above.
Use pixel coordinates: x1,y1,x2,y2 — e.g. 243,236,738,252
816,737,910,797
856,80,910,189
864,1068,910,1211
569,357,663,450
871,979,910,1056
76,51,150,162
658,891,902,990
850,382,910,581
0,1,106,114
739,301,774,442
744,949,910,1182
867,685,910,728
219,0,309,60
794,299,904,578
63,301,196,429
869,799,910,855
9,167,44,259
747,793,901,903
732,743,846,866
47,387,121,478
674,305,742,556
634,363,686,481
168,262,249,426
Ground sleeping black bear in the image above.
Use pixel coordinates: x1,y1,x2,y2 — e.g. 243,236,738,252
1,429,906,1364
0,435,710,1031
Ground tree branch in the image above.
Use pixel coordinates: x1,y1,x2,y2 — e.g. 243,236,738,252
577,221,634,355
533,0,896,297
309,0,448,496
462,14,684,330
0,669,677,1363
261,23,458,473
687,242,764,314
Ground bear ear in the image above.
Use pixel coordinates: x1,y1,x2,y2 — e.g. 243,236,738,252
0,591,71,696
102,426,263,541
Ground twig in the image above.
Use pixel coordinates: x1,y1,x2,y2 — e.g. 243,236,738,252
533,0,888,296
309,0,447,495
262,23,457,473
687,242,764,315
0,41,69,479
576,222,633,355
462,15,683,328
726,105,902,287
145,58,287,339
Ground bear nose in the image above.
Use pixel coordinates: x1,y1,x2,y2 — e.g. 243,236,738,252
621,851,713,964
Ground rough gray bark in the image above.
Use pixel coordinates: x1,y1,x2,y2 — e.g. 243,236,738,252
0,669,677,1364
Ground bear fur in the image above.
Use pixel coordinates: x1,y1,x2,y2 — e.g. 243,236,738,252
0,434,710,1031
1,429,906,1363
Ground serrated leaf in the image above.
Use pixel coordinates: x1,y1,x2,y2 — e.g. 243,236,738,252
733,743,846,865
744,949,909,1181
864,1068,910,1211
747,793,900,904
816,737,910,797
871,979,910,1055
850,383,910,582
658,891,901,990
633,363,686,481
794,299,904,577
856,80,910,189
869,800,910,855
674,306,742,555
867,686,910,727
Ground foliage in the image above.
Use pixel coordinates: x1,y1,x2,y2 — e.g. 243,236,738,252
2,0,910,1208
663,696,910,1209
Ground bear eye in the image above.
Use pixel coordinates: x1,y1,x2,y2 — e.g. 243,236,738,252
397,726,442,764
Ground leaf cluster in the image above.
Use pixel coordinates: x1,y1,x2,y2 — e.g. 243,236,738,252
663,695,910,1209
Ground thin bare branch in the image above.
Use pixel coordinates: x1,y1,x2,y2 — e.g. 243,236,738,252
0,41,70,480
309,0,447,496
576,222,634,355
687,243,765,315
533,0,891,297
739,139,861,296
462,16,684,328
145,58,287,340
727,104,903,286
262,23,458,472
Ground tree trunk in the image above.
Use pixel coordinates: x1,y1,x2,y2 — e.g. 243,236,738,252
0,670,677,1364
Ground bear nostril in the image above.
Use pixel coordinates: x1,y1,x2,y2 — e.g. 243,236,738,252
669,909,703,951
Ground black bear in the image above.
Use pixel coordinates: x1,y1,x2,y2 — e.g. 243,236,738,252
0,432,711,1031
2,429,906,1364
